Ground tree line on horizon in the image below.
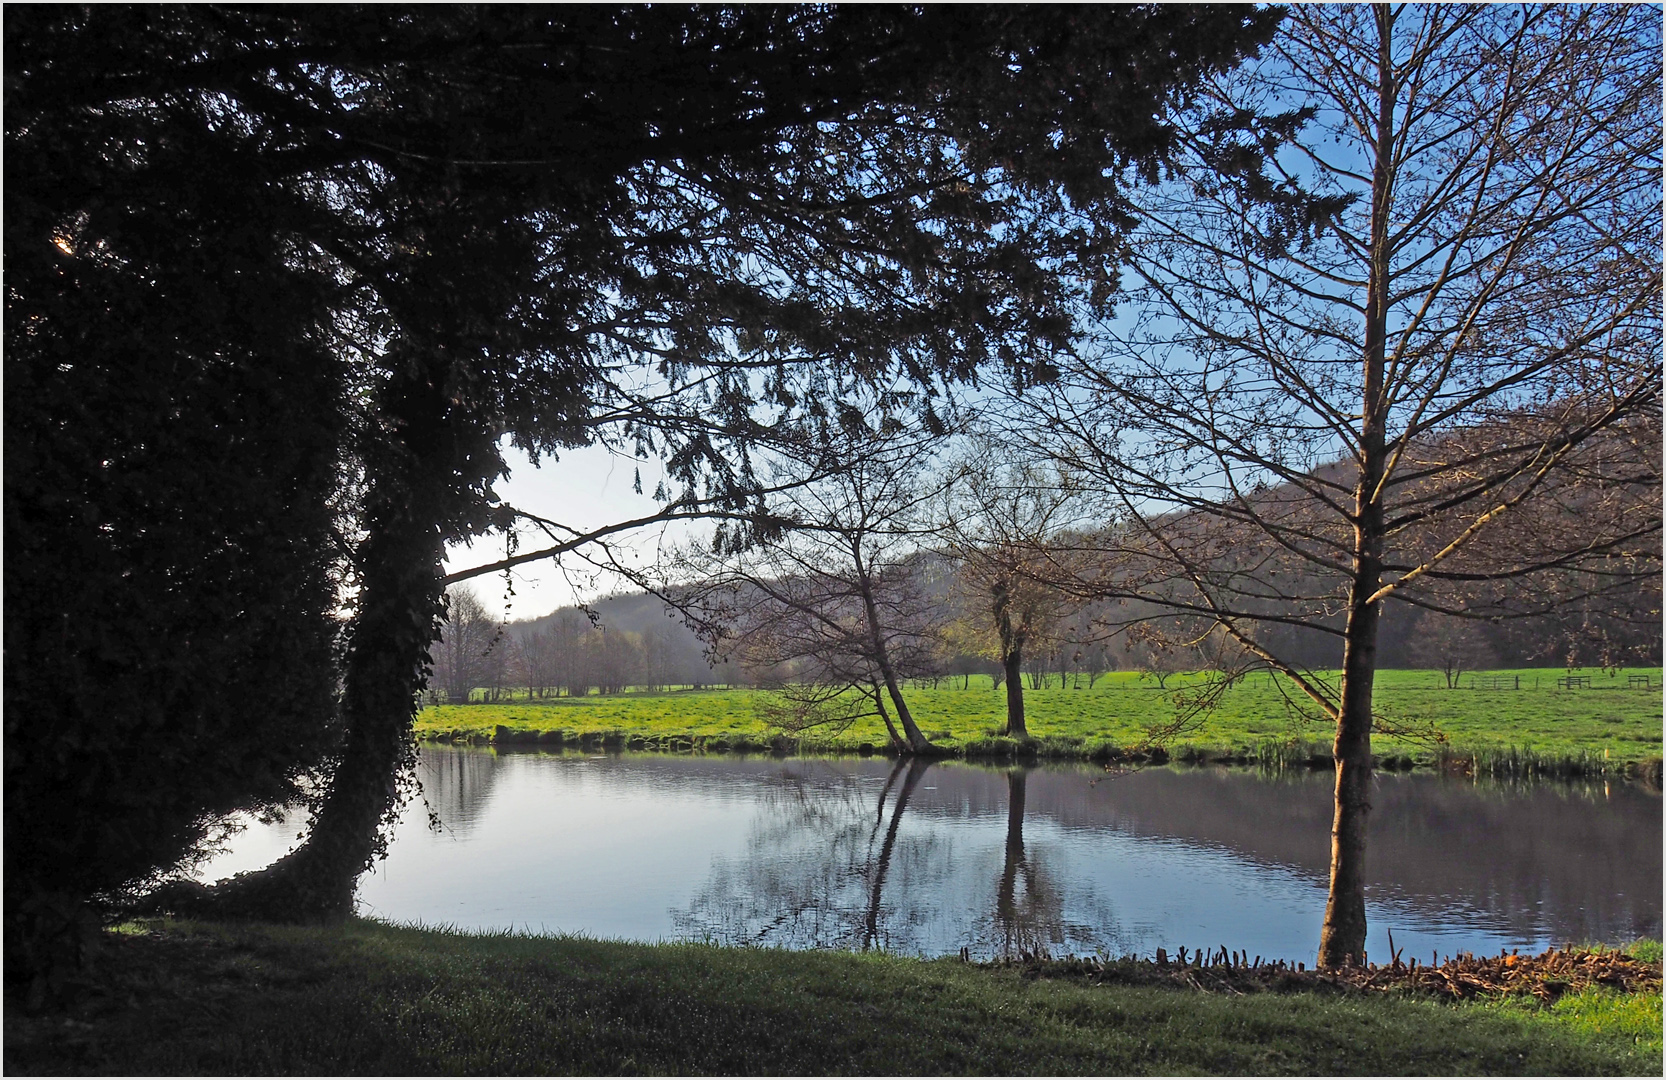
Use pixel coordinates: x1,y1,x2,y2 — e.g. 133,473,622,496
435,575,1125,704
433,435,1662,706
431,590,726,703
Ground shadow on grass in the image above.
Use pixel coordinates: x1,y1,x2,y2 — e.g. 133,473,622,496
5,919,1660,1076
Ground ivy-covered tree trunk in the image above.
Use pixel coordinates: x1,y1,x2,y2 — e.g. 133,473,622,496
204,526,441,919
175,359,486,921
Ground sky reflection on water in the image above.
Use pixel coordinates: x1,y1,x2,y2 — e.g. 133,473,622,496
197,750,1660,964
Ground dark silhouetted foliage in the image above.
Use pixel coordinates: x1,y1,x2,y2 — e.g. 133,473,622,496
4,4,1282,972
5,4,348,992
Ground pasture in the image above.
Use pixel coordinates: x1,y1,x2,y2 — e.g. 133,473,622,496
416,667,1664,769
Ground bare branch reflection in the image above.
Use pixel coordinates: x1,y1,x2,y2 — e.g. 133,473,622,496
393,751,1658,957
672,758,955,952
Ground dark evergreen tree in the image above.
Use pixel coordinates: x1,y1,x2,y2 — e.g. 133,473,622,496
5,6,348,993
6,5,1282,946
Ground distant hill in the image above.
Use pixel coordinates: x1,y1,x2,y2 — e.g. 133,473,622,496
509,589,695,638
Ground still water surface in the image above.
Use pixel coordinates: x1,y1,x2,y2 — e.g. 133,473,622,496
200,749,1660,964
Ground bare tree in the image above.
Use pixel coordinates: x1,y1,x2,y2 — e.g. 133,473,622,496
481,631,516,703
1072,634,1115,689
580,626,637,696
638,627,673,692
942,448,1088,737
1405,611,1498,689
431,587,502,705
1022,635,1064,692
545,611,590,698
1126,631,1192,692
517,627,561,700
1029,5,1662,967
672,430,948,754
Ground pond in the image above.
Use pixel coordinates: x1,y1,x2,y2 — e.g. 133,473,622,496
198,750,1661,965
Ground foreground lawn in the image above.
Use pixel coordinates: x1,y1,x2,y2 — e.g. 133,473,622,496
419,667,1664,766
4,920,1658,1076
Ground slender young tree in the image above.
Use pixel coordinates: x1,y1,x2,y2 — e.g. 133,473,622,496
1029,5,1662,967
516,626,559,700
674,430,951,754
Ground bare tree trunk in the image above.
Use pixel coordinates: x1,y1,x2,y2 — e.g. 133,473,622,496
869,683,907,753
1320,581,1379,967
1442,659,1463,690
876,656,933,753
1319,7,1393,969
993,578,1029,738
1003,649,1027,738
855,554,935,753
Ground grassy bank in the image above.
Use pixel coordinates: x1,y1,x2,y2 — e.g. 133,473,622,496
416,668,1664,775
5,920,1659,1076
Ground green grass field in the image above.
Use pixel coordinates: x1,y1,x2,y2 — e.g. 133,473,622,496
416,667,1664,770
5,920,1658,1075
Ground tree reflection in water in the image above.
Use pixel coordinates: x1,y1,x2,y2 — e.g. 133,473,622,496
671,759,1124,957
982,768,1125,958
992,769,1053,956
863,758,925,949
382,751,1655,958
672,758,957,952
416,748,501,836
